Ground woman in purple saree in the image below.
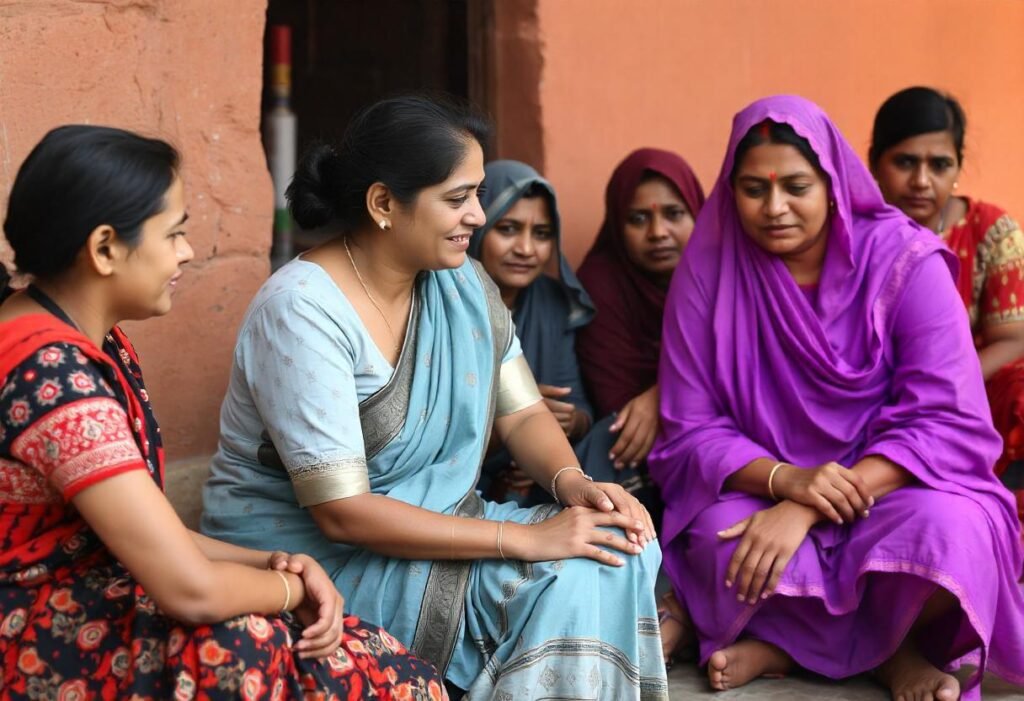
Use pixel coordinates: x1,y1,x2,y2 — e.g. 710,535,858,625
650,95,1024,700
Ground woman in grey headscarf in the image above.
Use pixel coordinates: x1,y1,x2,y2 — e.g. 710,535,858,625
470,160,644,506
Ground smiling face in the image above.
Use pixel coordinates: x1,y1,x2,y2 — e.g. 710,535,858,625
479,193,555,301
733,142,831,275
620,175,694,282
872,130,960,231
389,137,487,270
113,175,193,319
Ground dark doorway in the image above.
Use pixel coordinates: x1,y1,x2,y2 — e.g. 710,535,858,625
263,0,482,149
260,1,492,259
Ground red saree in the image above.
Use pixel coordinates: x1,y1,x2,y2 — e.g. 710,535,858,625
943,198,1024,519
0,312,444,700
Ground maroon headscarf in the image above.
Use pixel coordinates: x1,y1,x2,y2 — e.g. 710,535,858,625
576,148,705,417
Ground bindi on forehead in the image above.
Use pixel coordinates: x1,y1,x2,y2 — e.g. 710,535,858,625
768,171,777,183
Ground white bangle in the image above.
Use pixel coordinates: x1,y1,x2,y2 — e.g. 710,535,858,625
272,569,291,613
551,466,592,506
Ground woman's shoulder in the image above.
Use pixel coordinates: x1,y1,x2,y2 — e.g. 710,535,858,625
961,199,1024,264
252,258,343,305
241,258,358,330
1,341,119,443
576,247,609,285
963,198,1018,234
528,272,568,298
3,341,101,379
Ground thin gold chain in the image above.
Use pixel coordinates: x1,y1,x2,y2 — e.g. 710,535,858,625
344,237,401,355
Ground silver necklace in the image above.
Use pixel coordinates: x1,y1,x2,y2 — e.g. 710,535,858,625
343,238,401,355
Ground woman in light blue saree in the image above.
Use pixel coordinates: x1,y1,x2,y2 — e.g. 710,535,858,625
201,96,667,700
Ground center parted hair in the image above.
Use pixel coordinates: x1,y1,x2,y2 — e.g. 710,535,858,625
286,94,491,232
731,120,827,183
4,125,179,280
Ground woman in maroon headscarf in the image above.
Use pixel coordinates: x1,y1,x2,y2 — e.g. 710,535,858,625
576,148,705,664
578,150,705,441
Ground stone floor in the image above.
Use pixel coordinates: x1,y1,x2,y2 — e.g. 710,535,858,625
170,458,1024,700
666,664,1024,700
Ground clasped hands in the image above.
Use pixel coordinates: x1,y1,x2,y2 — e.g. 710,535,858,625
266,551,346,660
719,461,876,606
512,469,656,568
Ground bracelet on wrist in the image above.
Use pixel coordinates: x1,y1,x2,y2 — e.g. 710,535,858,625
272,570,291,614
767,461,788,502
551,466,592,506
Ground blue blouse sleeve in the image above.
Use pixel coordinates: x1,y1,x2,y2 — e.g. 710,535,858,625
238,290,370,507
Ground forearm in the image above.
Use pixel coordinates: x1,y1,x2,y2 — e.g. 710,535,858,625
850,454,913,499
311,494,514,561
172,561,305,624
722,456,781,498
189,530,273,568
503,408,581,491
978,337,1024,380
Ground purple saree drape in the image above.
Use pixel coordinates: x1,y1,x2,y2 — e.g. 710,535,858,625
649,95,1024,698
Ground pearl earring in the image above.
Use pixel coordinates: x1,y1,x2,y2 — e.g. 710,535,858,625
379,219,389,231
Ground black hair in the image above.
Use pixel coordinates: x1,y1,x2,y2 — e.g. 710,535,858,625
731,120,825,182
520,182,547,199
869,86,966,167
287,94,492,232
3,125,179,279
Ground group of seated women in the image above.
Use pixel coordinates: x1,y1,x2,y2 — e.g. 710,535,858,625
1,86,1023,701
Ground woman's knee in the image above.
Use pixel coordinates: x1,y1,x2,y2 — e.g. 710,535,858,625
687,497,769,543
875,486,988,533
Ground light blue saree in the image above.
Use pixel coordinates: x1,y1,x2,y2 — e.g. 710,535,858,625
202,256,667,699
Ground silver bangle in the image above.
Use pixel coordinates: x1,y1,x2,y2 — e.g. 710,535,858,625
550,466,591,506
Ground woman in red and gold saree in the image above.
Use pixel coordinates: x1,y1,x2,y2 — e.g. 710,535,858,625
0,125,444,700
872,86,1024,519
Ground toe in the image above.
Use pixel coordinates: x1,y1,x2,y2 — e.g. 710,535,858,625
936,680,959,701
709,650,728,672
707,668,722,691
708,651,728,690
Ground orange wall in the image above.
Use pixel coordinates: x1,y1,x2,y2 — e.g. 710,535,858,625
534,0,1024,265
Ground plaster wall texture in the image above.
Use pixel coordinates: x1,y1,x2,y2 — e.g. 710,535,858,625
0,0,273,460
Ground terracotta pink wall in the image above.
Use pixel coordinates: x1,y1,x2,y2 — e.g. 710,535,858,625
531,0,1024,265
0,0,272,460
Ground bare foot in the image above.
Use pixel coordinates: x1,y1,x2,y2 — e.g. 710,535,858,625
876,645,960,701
707,639,792,691
658,591,695,664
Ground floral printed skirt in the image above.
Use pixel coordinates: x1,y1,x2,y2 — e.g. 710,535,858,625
0,562,446,700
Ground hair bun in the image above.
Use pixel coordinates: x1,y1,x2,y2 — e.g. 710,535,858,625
286,142,343,230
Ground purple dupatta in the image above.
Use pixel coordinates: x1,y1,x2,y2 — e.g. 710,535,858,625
649,95,1024,693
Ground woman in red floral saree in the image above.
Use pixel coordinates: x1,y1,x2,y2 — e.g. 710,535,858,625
0,125,444,700
871,87,1024,520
